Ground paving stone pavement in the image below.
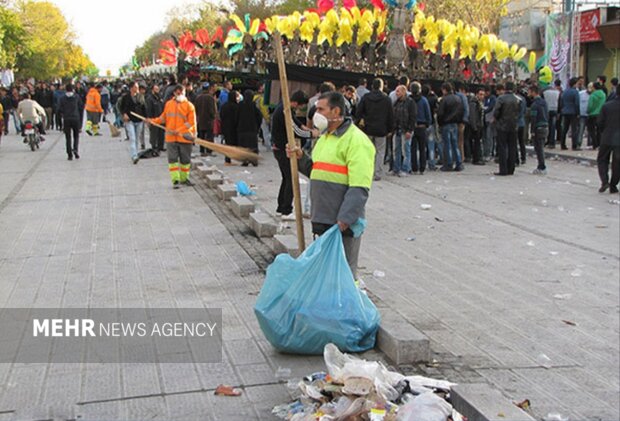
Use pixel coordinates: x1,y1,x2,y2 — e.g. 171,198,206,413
0,125,618,420
0,127,378,420
205,138,619,421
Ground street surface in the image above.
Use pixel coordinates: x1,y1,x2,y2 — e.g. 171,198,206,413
0,125,618,420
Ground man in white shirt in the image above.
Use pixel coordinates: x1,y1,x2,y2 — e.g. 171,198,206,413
17,92,47,139
542,80,561,148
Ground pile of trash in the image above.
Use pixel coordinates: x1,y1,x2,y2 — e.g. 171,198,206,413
273,344,464,421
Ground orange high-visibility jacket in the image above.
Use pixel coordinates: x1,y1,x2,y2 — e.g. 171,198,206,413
152,98,197,144
85,88,103,113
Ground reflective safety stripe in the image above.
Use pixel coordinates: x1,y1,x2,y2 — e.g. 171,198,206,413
180,166,190,172
169,166,180,171
312,161,348,175
165,112,187,121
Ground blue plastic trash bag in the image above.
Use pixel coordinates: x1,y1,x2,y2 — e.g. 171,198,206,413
236,180,255,196
254,225,380,354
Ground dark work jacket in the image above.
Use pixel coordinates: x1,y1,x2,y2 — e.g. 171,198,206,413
270,103,313,150
393,96,417,131
145,92,164,118
559,87,580,116
467,94,484,132
193,93,216,131
436,93,464,126
119,93,146,123
58,93,83,123
529,96,549,132
493,91,521,132
356,90,394,136
597,97,620,147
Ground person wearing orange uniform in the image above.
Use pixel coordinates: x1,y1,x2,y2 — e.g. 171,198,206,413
148,84,197,189
84,83,103,136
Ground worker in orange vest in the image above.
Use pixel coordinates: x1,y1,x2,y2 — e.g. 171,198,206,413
147,84,197,189
85,83,103,136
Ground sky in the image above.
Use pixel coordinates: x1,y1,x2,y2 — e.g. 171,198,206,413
51,0,200,75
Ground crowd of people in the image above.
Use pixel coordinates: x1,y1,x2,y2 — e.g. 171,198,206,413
0,72,618,195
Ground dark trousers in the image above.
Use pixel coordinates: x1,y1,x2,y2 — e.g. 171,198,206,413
149,126,165,151
517,126,526,163
55,110,63,131
497,129,517,175
64,119,80,156
2,112,9,134
547,111,557,146
412,127,427,172
274,149,293,215
533,127,548,170
198,127,213,154
470,128,483,163
597,144,620,188
560,114,579,149
586,116,600,149
463,124,472,160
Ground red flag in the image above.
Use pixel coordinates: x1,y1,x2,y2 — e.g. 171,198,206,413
370,0,385,11
317,0,334,13
343,0,356,9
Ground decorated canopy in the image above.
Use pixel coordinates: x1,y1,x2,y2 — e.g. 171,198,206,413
158,0,535,83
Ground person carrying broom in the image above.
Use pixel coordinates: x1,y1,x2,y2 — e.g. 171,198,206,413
146,84,197,189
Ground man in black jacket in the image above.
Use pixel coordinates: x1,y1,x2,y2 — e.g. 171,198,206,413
468,88,486,165
271,90,318,216
145,84,165,153
58,84,84,161
120,81,147,164
356,78,394,180
193,83,217,156
597,84,620,194
437,82,464,171
391,85,416,175
493,82,521,176
528,84,549,175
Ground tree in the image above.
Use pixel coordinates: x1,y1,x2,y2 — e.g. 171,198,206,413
11,1,97,79
0,6,27,69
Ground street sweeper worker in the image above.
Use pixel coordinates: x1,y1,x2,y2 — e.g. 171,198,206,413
147,84,197,189
288,91,375,279
84,83,103,136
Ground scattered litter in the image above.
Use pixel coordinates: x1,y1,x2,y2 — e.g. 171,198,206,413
214,384,242,396
537,353,552,368
562,320,577,326
514,399,531,411
243,170,252,174
587,207,594,211
272,344,462,421
532,208,539,212
235,180,256,196
275,367,292,380
414,215,422,219
544,412,569,421
434,217,444,222
406,237,416,241
549,251,559,256
248,291,259,296
541,200,548,207
610,199,620,205
585,179,591,184
490,177,495,180
373,270,386,278
595,225,608,229
527,241,535,247
426,180,433,184
570,269,583,277
420,204,432,210
557,206,565,212
497,412,506,418
553,293,572,300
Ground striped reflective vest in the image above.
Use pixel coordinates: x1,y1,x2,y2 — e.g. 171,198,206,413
85,88,103,113
153,98,197,144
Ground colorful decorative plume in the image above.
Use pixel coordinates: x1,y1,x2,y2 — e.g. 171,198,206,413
224,13,269,55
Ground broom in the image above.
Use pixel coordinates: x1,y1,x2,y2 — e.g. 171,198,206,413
130,112,260,163
108,121,121,137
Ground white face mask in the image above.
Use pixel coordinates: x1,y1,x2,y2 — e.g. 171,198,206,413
238,94,244,102
313,112,329,133
176,94,186,102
